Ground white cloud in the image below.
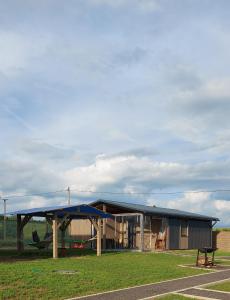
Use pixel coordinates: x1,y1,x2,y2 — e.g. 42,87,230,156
64,154,189,191
167,192,211,213
0,30,51,77
147,192,230,226
1,143,230,225
1,0,230,227
214,200,230,212
89,0,160,11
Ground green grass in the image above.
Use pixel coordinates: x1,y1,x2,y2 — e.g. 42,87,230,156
205,280,230,292
168,249,230,257
0,249,210,300
213,227,230,232
0,219,50,249
215,259,230,266
157,294,197,299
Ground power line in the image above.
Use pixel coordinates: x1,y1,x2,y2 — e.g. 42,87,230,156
3,187,230,200
4,189,66,199
69,188,230,195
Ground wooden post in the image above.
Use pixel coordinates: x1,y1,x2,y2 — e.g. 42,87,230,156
140,214,144,252
17,214,23,252
97,218,101,256
92,222,96,249
150,217,152,250
121,216,124,248
53,215,58,259
114,216,117,249
102,204,106,250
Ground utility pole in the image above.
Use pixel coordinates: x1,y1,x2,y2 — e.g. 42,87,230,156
67,186,71,206
2,198,8,241
67,187,71,236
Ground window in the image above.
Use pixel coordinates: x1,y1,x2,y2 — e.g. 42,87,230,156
181,220,188,237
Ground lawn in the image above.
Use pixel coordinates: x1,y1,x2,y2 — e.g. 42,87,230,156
205,280,230,292
166,249,230,257
0,249,210,300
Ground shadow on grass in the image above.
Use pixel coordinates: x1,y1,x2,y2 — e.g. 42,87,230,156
0,248,125,262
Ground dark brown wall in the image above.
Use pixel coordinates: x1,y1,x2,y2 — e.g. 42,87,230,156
188,220,212,249
168,218,180,249
168,218,212,250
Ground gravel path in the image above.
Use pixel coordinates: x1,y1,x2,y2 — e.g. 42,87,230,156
68,269,230,300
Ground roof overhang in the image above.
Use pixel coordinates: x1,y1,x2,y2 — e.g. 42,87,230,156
9,204,113,219
90,199,219,222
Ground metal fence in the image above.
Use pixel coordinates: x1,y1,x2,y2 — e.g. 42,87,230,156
0,217,52,249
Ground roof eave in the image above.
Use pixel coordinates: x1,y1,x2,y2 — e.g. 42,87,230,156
90,199,219,222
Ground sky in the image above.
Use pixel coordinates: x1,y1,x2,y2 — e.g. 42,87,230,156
0,0,230,226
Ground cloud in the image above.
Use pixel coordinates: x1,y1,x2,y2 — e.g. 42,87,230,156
1,0,230,227
174,78,230,115
89,0,160,12
147,192,230,226
65,154,230,193
1,141,230,225
0,30,51,77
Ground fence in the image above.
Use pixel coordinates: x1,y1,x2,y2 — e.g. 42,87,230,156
0,217,52,249
212,230,230,251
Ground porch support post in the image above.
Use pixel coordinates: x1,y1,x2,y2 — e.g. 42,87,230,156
91,220,95,249
102,204,106,250
53,215,58,259
140,214,144,252
114,216,117,249
150,217,152,250
97,218,101,256
17,214,23,252
121,216,124,248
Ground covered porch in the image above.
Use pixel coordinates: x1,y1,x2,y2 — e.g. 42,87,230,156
10,204,112,258
89,202,168,251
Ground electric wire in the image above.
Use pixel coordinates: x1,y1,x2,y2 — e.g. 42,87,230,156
3,187,230,200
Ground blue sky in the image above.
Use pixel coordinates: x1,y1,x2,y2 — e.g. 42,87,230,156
0,0,230,225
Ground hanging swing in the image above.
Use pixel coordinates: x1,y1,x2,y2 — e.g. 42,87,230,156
28,218,53,250
65,235,97,249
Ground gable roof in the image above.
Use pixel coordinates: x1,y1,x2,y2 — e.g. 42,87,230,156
90,199,219,221
9,204,112,219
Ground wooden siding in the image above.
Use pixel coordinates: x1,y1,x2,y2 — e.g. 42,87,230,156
212,231,230,251
188,220,212,249
70,219,91,240
180,236,188,249
168,218,180,249
70,215,213,251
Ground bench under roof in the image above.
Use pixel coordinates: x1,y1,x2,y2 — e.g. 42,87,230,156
10,204,112,259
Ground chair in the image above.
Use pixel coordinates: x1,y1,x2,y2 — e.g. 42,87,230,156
155,231,166,250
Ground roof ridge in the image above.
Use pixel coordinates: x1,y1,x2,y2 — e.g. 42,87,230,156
91,199,219,221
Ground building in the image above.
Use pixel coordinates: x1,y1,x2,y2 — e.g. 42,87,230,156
71,199,219,251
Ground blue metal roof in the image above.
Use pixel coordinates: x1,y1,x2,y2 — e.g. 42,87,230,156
90,199,219,221
10,204,112,219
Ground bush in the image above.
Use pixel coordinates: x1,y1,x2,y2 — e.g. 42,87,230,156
214,227,230,232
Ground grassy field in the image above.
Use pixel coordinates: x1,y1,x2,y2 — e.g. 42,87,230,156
0,249,211,300
205,280,230,292
0,219,50,249
166,249,230,257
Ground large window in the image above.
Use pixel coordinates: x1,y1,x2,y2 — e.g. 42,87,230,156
181,220,188,237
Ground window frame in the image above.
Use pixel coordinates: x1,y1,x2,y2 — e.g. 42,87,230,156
181,220,188,237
